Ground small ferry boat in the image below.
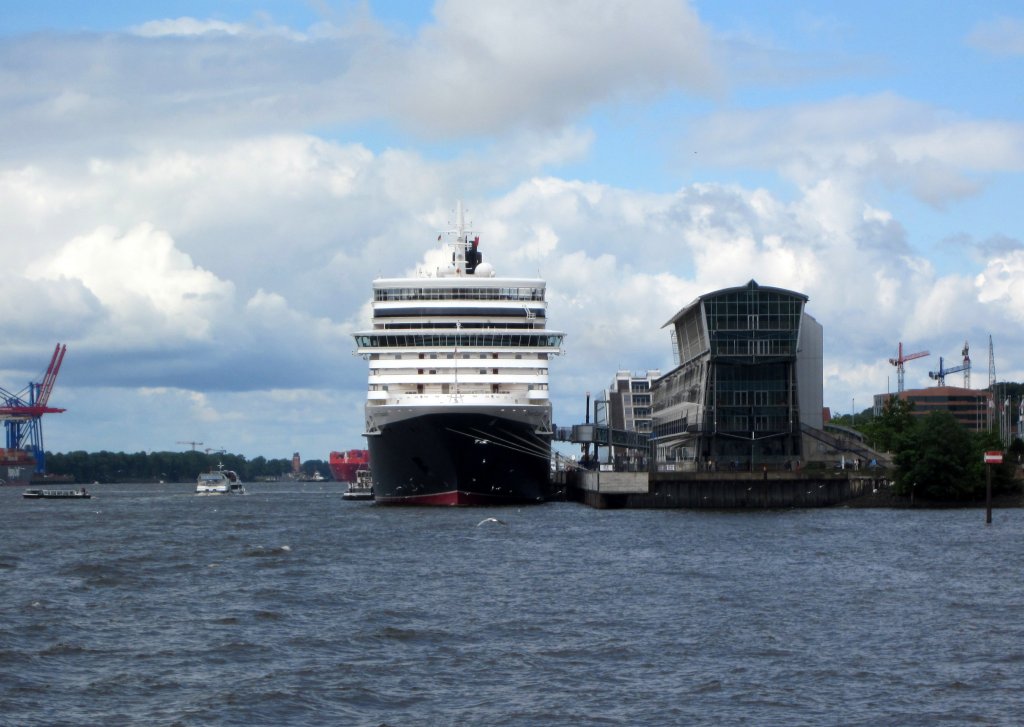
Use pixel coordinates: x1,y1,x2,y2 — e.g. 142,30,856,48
23,487,91,499
196,465,245,495
342,469,374,501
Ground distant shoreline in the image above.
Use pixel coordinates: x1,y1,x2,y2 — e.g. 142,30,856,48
839,489,1024,509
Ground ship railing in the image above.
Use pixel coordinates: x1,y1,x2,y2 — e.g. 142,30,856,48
377,393,541,406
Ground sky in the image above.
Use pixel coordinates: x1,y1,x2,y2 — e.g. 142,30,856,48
1,0,1023,462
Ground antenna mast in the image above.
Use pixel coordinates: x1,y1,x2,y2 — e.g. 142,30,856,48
988,335,997,433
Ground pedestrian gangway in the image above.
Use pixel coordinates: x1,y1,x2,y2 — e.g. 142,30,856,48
553,424,650,451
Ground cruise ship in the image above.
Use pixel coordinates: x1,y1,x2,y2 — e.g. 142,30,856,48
353,204,564,505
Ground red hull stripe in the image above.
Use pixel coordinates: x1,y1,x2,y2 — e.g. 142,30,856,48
374,490,516,506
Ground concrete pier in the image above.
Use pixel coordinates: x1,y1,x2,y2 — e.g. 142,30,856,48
563,469,881,509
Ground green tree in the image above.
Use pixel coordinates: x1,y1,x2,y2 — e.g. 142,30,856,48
893,410,979,500
861,396,917,452
892,410,1020,500
1008,436,1024,465
972,428,1017,495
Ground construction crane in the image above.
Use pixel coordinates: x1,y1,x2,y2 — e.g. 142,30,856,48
177,440,204,451
888,342,929,393
962,340,971,389
0,343,67,474
928,340,971,387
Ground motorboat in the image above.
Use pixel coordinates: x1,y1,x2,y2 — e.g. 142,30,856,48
196,465,245,495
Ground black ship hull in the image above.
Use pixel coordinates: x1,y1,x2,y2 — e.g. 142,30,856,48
367,412,551,505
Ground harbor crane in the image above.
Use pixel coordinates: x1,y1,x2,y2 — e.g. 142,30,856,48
177,440,204,451
888,342,929,392
929,340,971,387
0,343,67,474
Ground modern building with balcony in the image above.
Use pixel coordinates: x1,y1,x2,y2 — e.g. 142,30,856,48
601,369,661,469
650,280,823,471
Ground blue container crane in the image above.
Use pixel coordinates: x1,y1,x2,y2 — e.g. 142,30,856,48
0,344,67,473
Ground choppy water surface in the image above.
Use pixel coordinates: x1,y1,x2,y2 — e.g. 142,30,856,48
2,483,1022,726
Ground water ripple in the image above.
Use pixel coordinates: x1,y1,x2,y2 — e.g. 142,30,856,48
1,484,1022,725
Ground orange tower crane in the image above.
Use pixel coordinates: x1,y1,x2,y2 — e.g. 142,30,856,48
888,341,929,393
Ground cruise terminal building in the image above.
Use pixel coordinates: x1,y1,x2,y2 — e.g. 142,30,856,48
650,280,823,471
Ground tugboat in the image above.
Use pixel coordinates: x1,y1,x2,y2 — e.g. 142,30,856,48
342,469,374,501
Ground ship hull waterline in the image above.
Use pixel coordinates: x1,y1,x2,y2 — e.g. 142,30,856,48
367,412,552,506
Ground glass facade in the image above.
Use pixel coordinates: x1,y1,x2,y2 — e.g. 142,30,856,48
704,289,803,359
653,281,810,469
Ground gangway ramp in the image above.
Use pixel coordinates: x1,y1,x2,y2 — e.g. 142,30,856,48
554,424,650,451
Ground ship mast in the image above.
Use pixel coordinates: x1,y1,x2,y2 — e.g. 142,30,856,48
455,201,466,273
443,200,481,277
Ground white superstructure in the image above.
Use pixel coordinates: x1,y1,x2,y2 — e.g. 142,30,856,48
354,204,564,436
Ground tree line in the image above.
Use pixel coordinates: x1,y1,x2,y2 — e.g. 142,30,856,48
44,450,332,484
832,388,1023,501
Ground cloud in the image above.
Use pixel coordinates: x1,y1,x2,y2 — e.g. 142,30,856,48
691,93,1024,207
0,272,100,329
469,170,1024,412
28,223,234,343
966,16,1024,56
397,0,719,135
5,123,1020,415
13,215,354,394
8,146,1021,454
976,251,1024,322
131,18,251,38
0,0,719,155
3,3,1022,458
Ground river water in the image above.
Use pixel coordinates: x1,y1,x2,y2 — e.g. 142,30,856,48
2,482,1021,725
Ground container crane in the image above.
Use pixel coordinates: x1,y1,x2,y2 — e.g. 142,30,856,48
929,341,971,387
888,342,929,392
0,343,67,474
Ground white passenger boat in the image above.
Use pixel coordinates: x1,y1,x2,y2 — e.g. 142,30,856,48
23,487,91,499
196,465,245,495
